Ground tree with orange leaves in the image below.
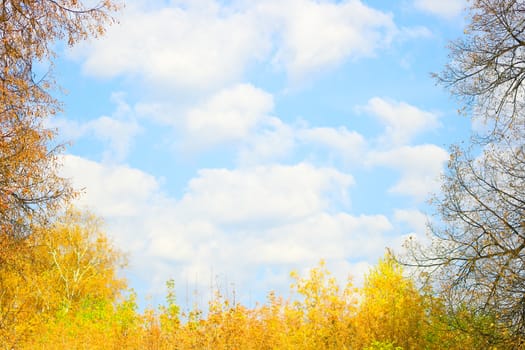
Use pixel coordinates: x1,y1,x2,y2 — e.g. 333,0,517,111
0,0,119,238
0,1,119,346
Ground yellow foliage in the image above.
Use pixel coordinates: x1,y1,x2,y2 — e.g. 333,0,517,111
354,253,426,350
0,209,127,349
286,260,358,349
5,248,513,349
0,1,119,344
32,209,127,313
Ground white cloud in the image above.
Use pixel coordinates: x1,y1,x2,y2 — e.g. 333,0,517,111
391,208,434,255
144,208,392,295
237,117,369,166
51,93,141,162
394,208,428,236
60,155,160,217
275,0,399,73
399,26,433,40
254,213,392,262
362,97,440,146
59,154,394,302
134,101,183,126
237,120,366,166
75,0,398,87
177,163,353,225
238,117,295,165
134,88,367,161
183,84,274,148
298,126,366,161
414,0,465,19
132,84,276,152
368,145,449,201
89,116,141,161
264,0,397,77
77,2,270,90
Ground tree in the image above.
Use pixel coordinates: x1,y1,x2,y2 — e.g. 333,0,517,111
438,0,525,142
27,209,131,349
0,0,118,239
0,3,118,343
407,0,525,346
355,254,427,350
408,142,525,345
0,208,127,348
36,209,127,312
287,261,357,350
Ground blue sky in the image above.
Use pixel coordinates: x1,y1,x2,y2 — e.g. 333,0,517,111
50,0,469,308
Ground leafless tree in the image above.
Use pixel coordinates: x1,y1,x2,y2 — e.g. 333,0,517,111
407,0,525,345
438,0,525,142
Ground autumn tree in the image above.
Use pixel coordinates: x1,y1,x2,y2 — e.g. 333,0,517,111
0,0,118,239
407,0,525,346
0,2,118,344
286,261,357,349
36,209,126,312
0,208,128,348
27,210,133,349
354,254,427,350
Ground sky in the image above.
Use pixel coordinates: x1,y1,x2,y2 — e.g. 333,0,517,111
49,0,470,308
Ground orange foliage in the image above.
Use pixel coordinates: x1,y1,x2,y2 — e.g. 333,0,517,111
0,0,118,238
0,1,118,345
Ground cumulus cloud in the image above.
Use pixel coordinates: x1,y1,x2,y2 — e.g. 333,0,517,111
237,117,296,165
77,2,270,90
237,120,367,166
260,0,397,78
74,0,398,87
231,212,392,278
176,163,353,226
59,154,393,301
182,84,274,148
60,155,160,217
130,84,276,152
414,0,465,19
368,145,449,201
361,97,440,146
134,88,367,161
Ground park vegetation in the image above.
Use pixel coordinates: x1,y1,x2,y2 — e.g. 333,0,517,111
1,0,524,349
